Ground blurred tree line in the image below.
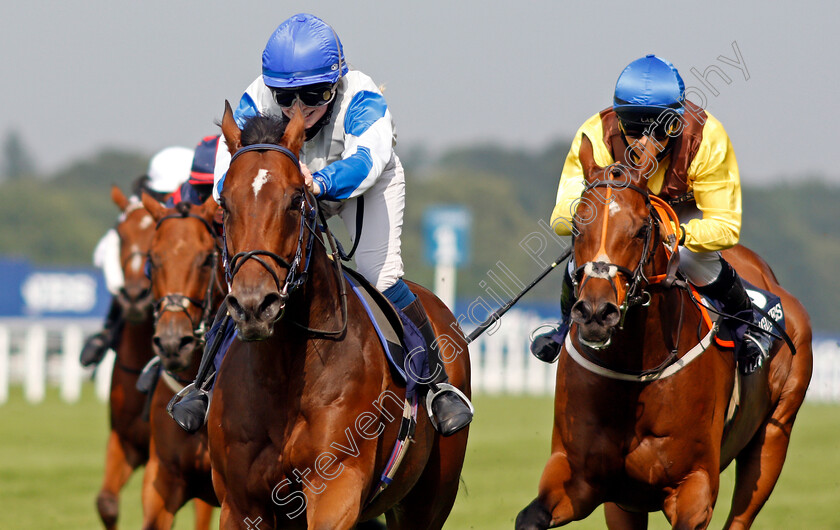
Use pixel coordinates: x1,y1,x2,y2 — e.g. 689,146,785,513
0,133,837,331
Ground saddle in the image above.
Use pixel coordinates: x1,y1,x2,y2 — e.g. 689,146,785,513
342,268,430,399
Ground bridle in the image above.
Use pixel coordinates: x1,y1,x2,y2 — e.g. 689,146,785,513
152,210,224,344
572,172,682,329
223,143,348,336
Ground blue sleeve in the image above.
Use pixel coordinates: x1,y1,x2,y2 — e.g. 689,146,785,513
312,91,390,201
313,147,374,200
344,91,388,136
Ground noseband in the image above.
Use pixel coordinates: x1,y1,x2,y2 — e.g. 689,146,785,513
573,180,663,328
152,210,224,343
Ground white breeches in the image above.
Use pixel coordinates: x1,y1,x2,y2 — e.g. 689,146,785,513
321,159,406,292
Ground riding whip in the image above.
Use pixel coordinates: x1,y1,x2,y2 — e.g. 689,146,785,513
466,247,572,344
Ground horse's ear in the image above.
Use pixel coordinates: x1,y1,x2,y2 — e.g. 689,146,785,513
221,100,242,156
282,102,306,156
579,134,600,182
111,185,130,212
141,192,167,222
199,194,219,222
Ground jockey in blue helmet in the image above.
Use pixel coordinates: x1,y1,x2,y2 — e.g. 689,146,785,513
171,13,473,437
531,54,773,375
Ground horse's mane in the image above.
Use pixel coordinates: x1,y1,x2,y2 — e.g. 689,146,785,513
239,113,288,147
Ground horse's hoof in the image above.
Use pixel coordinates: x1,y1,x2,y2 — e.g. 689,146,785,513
515,499,551,530
96,492,119,527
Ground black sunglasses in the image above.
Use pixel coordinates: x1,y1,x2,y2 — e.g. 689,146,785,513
618,109,682,141
271,84,336,108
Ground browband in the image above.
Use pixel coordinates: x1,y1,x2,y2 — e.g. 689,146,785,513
229,143,300,171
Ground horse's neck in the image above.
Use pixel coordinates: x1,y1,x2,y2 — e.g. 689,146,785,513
297,246,344,321
614,248,702,367
119,314,155,367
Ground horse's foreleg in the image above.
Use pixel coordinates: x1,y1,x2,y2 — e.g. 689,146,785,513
515,451,600,529
218,502,273,530
140,451,183,530
662,468,716,530
603,503,649,529
304,467,366,530
96,430,138,529
192,499,215,530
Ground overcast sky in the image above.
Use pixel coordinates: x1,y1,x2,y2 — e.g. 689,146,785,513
2,1,838,184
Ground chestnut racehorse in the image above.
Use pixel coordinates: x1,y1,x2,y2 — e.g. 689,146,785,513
94,185,156,529
206,102,470,529
139,195,223,529
516,136,812,529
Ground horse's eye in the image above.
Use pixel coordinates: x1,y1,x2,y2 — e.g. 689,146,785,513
219,197,228,211
201,254,215,268
289,194,303,211
635,225,649,240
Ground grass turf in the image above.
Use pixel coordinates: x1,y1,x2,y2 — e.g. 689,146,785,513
0,386,837,529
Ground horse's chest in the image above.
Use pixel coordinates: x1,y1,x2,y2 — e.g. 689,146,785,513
622,434,687,485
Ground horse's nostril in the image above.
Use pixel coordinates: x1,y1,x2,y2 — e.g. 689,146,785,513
571,300,593,323
597,303,621,327
226,295,245,321
259,292,283,322
178,336,195,352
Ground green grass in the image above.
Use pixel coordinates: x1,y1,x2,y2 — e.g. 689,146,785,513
0,387,838,529
449,396,840,529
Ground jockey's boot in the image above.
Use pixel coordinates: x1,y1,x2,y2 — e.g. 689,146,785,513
80,297,123,367
696,258,773,375
402,297,474,437
168,305,231,433
530,265,575,363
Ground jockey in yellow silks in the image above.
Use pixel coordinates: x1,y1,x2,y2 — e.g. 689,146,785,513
531,54,772,375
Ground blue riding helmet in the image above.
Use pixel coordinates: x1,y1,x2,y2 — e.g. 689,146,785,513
262,13,349,88
613,54,685,133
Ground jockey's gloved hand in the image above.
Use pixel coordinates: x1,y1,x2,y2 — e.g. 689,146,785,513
662,222,686,247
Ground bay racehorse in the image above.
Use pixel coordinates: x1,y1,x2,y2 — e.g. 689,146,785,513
139,194,223,529
95,185,157,529
516,136,813,529
206,102,470,529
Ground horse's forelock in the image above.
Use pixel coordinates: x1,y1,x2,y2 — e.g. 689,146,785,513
175,201,191,216
240,114,288,147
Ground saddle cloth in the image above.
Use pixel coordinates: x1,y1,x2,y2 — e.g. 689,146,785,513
341,268,430,399
700,279,786,351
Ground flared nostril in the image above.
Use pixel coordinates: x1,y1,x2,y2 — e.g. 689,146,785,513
226,295,246,321
571,300,593,324
178,336,195,352
258,292,283,323
597,303,621,327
